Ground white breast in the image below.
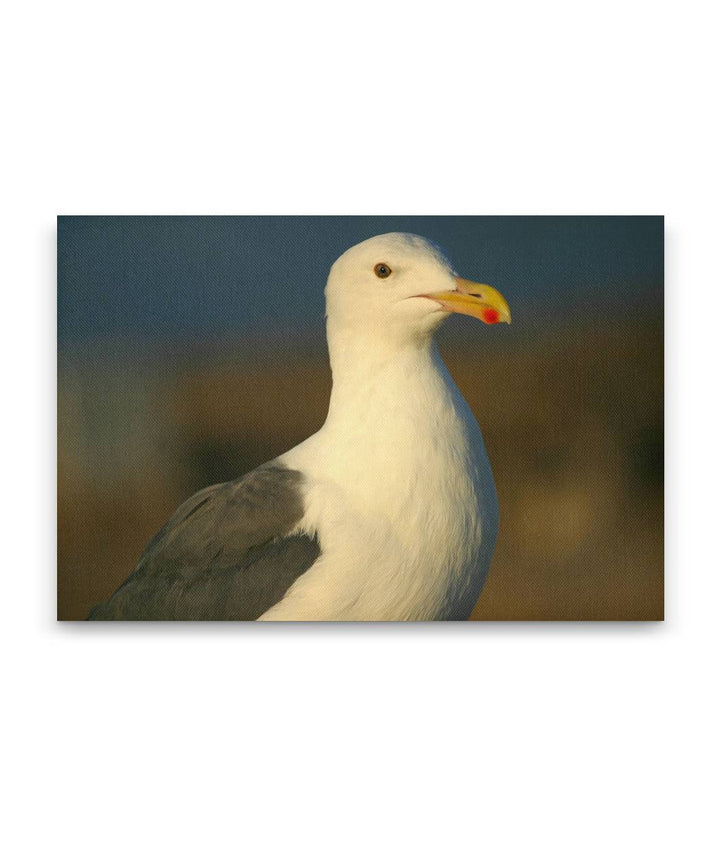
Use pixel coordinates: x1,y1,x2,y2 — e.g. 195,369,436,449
259,345,498,621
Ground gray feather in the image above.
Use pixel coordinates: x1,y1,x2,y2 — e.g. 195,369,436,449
88,463,319,620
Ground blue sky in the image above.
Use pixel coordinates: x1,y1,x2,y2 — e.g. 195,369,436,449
58,216,663,349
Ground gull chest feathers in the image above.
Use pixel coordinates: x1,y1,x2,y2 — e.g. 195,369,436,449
264,233,511,621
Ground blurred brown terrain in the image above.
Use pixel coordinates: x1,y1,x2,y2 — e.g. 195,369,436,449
58,314,663,621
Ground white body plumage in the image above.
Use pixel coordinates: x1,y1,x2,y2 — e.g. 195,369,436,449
259,233,504,620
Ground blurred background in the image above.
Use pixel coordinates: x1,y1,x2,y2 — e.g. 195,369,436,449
58,216,663,620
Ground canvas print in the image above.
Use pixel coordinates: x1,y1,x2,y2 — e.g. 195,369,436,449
58,216,663,621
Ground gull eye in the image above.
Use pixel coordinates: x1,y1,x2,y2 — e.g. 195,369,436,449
374,263,392,279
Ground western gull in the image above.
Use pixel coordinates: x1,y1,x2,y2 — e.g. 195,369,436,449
88,232,511,621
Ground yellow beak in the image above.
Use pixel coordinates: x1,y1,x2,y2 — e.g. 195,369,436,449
426,277,511,325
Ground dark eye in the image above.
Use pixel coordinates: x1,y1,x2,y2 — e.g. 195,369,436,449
374,263,392,278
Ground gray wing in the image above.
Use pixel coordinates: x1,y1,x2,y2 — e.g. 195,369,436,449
88,462,320,620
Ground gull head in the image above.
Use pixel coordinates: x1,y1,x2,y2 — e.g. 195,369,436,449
325,232,510,347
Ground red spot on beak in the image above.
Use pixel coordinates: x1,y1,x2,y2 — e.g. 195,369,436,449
482,308,500,324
